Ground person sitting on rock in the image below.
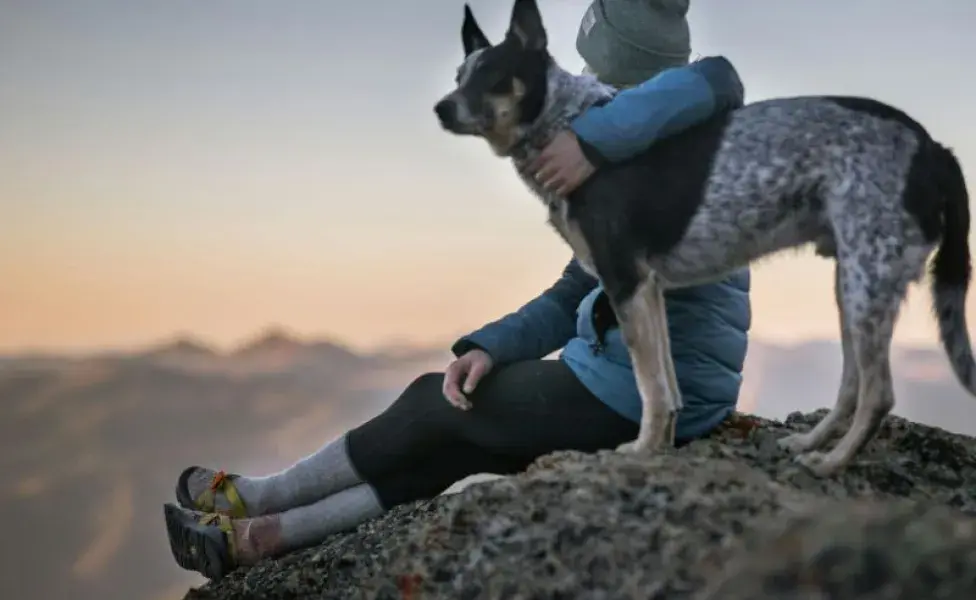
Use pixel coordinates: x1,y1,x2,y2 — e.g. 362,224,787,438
163,0,751,581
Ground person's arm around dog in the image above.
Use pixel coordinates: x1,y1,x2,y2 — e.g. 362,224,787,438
531,56,746,196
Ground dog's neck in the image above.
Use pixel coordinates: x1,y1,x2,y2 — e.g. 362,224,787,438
508,60,616,206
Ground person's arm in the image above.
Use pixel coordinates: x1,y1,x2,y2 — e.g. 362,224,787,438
451,259,596,364
571,55,746,165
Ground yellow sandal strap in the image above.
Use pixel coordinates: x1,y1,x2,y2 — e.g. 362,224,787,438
193,471,248,518
199,512,236,559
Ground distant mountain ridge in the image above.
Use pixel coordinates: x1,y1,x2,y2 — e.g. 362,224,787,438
1,327,449,379
4,331,975,431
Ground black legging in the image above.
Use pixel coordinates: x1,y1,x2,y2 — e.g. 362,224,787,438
346,359,638,508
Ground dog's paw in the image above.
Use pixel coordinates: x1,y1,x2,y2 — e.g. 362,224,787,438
777,432,814,454
794,451,841,477
616,435,673,454
616,441,644,454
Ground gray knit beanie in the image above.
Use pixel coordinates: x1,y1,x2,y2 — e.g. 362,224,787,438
576,0,691,87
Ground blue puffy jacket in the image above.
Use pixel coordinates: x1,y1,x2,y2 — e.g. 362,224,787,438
452,57,752,442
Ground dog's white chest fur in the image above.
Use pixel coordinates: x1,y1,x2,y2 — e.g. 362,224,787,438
549,199,597,275
518,171,598,276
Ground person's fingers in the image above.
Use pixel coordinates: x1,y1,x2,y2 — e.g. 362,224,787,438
442,361,470,409
528,154,547,175
558,169,586,195
445,389,471,410
462,359,489,394
555,179,576,196
543,173,567,193
529,143,558,173
534,160,561,185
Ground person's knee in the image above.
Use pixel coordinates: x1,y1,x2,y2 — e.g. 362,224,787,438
346,371,455,479
403,371,445,397
394,371,449,413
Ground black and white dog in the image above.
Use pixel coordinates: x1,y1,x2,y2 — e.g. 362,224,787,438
435,0,975,476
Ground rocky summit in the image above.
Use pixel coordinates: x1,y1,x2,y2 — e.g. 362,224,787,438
184,410,976,599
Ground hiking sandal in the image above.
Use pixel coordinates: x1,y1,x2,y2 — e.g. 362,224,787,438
176,467,249,518
164,503,236,581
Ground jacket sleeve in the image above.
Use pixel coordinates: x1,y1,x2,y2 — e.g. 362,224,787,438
451,259,597,364
570,55,746,165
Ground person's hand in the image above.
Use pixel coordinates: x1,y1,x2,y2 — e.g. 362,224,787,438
442,349,494,410
529,130,597,196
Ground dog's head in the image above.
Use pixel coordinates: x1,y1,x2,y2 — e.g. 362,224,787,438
434,0,551,156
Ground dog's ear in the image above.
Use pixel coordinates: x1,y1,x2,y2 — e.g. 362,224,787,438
462,4,491,56
507,0,547,50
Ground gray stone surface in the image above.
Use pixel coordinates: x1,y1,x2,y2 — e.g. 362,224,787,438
184,410,976,599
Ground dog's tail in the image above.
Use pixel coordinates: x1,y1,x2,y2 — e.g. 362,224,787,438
930,143,976,395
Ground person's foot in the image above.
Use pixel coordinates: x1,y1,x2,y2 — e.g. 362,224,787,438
164,504,234,580
163,504,283,580
176,466,254,518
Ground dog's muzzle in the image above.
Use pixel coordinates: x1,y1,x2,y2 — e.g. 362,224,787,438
434,94,482,135
434,99,458,130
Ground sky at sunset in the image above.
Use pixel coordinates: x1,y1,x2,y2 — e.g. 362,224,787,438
3,0,976,353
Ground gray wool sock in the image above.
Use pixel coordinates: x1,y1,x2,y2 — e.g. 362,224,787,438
245,433,364,514
185,433,363,516
277,483,385,552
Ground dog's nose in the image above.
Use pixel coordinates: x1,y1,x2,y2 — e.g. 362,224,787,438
434,100,456,126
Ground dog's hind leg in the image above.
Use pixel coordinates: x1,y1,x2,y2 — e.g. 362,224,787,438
611,274,681,453
795,242,929,476
779,261,859,454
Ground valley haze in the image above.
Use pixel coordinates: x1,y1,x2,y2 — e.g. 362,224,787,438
2,329,976,599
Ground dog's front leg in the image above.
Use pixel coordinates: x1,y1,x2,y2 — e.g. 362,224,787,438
613,275,681,453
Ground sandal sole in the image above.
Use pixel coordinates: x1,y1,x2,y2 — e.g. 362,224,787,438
164,503,232,581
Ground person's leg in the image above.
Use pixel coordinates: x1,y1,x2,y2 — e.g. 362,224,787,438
169,440,525,578
253,439,530,551
167,360,638,578
346,359,639,488
179,359,635,517
175,368,492,516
